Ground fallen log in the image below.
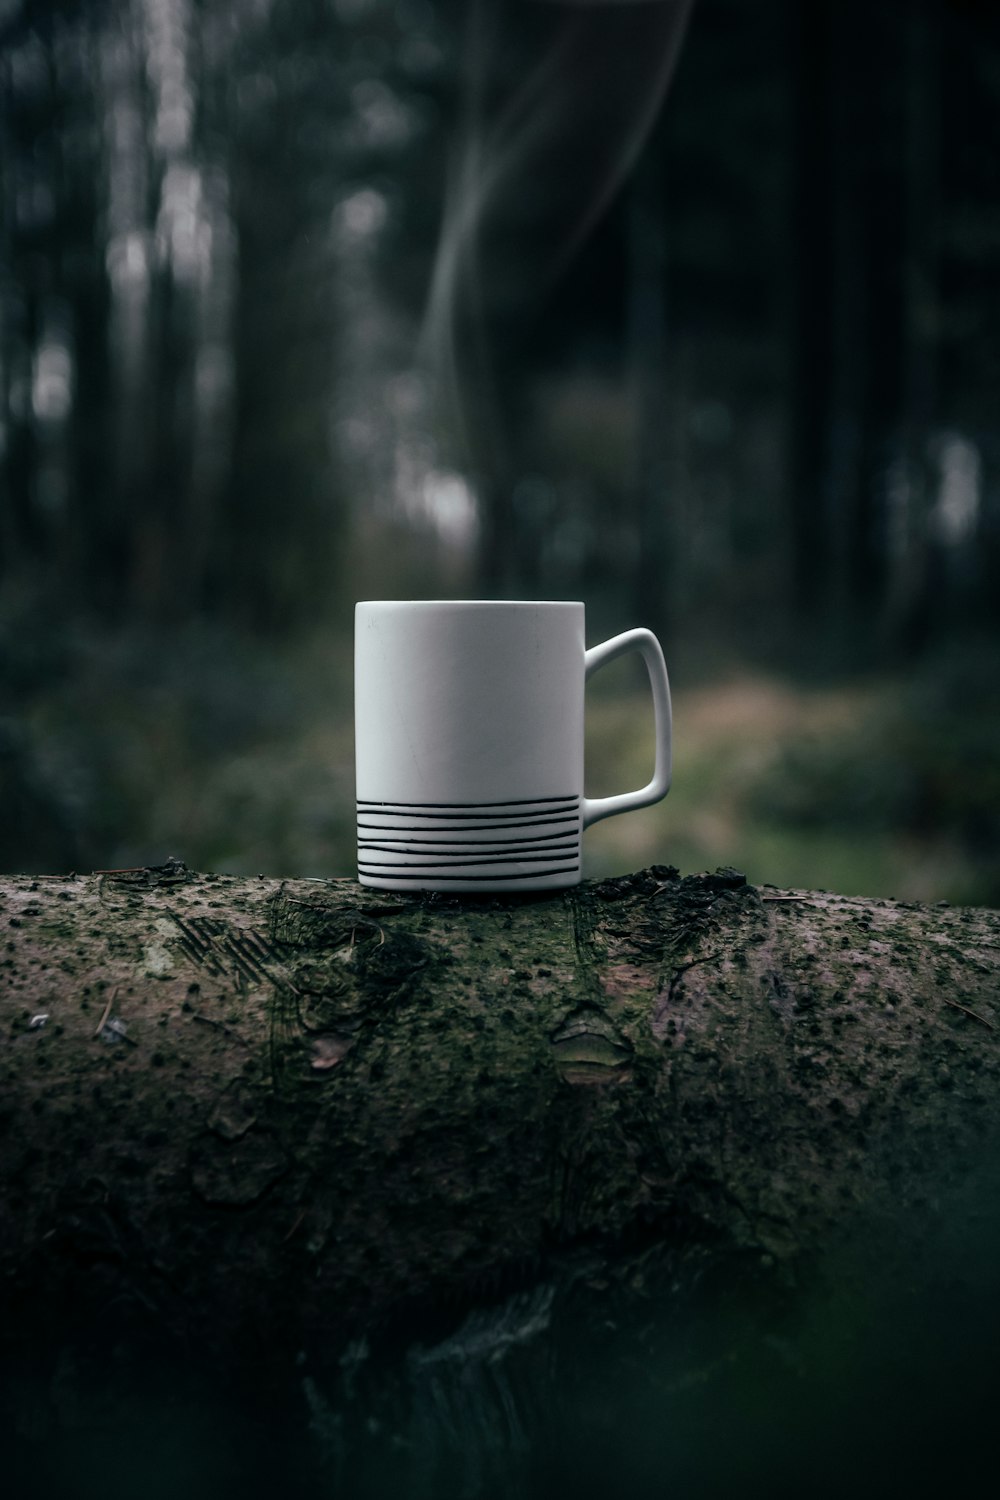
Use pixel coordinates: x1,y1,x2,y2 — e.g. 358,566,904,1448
2,859,998,1377
4,860,1000,1495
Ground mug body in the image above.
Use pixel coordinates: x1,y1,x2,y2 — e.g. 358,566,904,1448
355,601,585,891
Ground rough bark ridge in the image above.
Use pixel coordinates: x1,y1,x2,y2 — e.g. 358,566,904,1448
1,862,998,1376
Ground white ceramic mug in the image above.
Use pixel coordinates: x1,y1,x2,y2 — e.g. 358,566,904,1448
354,600,672,892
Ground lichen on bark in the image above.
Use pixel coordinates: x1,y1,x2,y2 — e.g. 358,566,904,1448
1,862,998,1383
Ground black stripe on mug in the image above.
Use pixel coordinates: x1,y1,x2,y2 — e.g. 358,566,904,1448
357,796,578,810
358,850,579,870
358,829,577,849
355,864,581,883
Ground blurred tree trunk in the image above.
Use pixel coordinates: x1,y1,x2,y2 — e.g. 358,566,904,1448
223,171,337,629
0,16,48,579
217,0,341,631
787,0,836,628
1,863,998,1378
789,0,947,660
889,0,943,652
56,13,113,616
841,0,946,655
138,253,196,618
0,283,41,574
628,145,673,644
849,6,906,633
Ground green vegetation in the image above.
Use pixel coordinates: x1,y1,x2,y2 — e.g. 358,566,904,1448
3,615,995,907
585,644,1000,906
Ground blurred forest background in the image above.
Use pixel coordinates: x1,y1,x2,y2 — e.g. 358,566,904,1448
1,0,998,902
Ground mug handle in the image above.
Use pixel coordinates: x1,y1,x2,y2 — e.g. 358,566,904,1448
582,629,672,830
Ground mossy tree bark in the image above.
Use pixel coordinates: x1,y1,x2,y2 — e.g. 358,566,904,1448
1,862,998,1379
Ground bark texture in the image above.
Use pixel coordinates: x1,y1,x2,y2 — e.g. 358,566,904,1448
1,862,998,1375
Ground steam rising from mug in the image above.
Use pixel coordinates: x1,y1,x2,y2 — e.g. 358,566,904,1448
420,0,694,461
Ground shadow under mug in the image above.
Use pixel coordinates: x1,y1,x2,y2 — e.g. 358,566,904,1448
355,600,672,893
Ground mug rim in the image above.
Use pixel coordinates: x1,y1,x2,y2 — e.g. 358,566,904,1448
356,599,583,608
